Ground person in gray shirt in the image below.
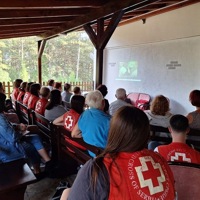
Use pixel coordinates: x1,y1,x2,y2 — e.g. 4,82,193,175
109,88,129,116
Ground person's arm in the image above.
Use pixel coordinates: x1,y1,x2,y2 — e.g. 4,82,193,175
71,123,82,138
62,159,109,200
53,114,64,125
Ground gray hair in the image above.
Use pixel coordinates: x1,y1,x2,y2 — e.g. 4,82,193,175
86,90,103,109
116,88,126,100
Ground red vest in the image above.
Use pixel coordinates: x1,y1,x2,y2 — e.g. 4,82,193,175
12,88,20,101
35,98,48,115
17,91,25,102
23,92,31,105
157,142,200,164
103,149,175,200
63,109,86,151
27,95,39,110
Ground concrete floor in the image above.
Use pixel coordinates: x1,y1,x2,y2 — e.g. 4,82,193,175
24,174,77,200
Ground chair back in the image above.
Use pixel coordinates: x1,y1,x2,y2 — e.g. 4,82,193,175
168,162,200,200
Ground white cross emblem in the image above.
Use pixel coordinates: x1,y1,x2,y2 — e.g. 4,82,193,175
65,116,73,129
35,101,41,111
135,156,166,195
171,152,191,162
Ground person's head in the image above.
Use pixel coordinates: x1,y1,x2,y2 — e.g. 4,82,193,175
73,87,81,95
46,89,62,110
96,84,108,97
40,87,50,98
150,95,170,116
48,79,54,86
19,82,27,92
0,93,6,112
30,83,41,97
106,106,150,153
54,82,62,91
25,82,34,92
64,83,71,92
85,90,104,110
71,95,85,114
169,114,189,134
115,88,126,100
14,79,23,88
189,90,200,107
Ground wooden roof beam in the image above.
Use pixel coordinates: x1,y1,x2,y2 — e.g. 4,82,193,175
0,17,75,26
39,0,161,39
0,0,106,9
0,8,91,19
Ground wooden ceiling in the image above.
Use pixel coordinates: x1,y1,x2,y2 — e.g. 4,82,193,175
0,0,199,40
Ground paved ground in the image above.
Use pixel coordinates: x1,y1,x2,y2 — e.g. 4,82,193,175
24,174,77,200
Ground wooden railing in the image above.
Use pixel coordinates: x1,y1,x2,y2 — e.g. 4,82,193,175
2,81,94,98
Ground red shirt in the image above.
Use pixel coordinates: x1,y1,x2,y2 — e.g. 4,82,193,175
35,98,48,115
63,109,86,151
103,149,175,200
157,142,200,164
23,92,31,105
17,91,25,102
27,94,39,110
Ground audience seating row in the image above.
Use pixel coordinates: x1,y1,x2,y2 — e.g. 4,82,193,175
150,125,200,151
15,101,102,165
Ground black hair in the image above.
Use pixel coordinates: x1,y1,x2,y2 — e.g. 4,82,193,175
71,95,85,114
170,114,189,132
46,89,61,110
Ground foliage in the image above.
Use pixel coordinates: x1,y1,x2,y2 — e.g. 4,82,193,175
0,31,94,83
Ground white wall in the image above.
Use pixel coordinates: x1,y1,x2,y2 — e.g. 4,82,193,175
103,3,200,115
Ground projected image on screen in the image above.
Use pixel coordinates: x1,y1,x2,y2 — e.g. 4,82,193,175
116,61,141,81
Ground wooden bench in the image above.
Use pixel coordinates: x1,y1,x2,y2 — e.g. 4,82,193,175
15,101,32,124
150,125,200,151
0,159,36,200
31,110,58,161
57,125,103,165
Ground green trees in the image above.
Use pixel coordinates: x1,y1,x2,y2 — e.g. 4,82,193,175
0,31,94,83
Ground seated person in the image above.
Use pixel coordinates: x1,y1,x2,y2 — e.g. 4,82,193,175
22,82,34,106
96,84,109,113
109,88,129,116
186,90,200,130
11,79,23,101
45,89,66,121
61,106,175,200
35,87,50,116
155,114,200,164
69,86,82,102
145,95,173,128
53,95,86,150
72,90,111,157
47,79,54,91
146,95,173,150
0,93,51,175
54,82,62,92
16,81,27,102
27,83,41,110
61,83,73,102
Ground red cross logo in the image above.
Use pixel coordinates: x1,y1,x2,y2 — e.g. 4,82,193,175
135,156,166,195
65,116,73,130
171,152,191,162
